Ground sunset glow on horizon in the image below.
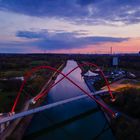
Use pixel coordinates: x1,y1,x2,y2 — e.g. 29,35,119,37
0,0,140,53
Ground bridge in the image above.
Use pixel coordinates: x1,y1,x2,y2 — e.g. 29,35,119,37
0,90,115,125
0,61,117,138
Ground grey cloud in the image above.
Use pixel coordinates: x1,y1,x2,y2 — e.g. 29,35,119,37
0,0,140,25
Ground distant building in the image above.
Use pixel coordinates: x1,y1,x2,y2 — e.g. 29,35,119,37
112,57,118,66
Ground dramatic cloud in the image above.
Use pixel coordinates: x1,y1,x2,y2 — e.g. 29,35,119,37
16,31,47,39
0,0,139,53
16,30,129,50
0,0,140,25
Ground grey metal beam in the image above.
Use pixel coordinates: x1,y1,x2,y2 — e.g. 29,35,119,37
0,90,108,124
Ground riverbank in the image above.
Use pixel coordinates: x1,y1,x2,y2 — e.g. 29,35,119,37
76,61,116,122
0,62,66,140
103,87,140,140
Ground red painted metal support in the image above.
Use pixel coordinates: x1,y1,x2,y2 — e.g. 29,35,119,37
11,63,115,117
34,65,79,101
35,62,114,101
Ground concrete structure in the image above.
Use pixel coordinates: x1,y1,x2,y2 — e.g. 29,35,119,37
84,70,99,77
0,113,10,133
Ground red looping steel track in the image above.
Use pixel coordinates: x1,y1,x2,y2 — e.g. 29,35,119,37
11,62,115,116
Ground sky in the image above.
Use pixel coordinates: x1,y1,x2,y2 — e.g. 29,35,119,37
0,0,140,54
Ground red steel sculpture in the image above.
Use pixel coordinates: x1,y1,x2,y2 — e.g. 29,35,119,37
11,62,116,117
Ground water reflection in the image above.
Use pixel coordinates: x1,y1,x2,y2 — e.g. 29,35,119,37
47,60,91,103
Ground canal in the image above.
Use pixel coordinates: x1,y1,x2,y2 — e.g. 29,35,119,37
23,60,115,140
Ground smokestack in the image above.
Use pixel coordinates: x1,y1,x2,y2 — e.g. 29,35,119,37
110,47,113,54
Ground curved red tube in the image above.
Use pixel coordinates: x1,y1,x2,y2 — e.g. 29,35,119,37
35,62,114,101
11,63,115,116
